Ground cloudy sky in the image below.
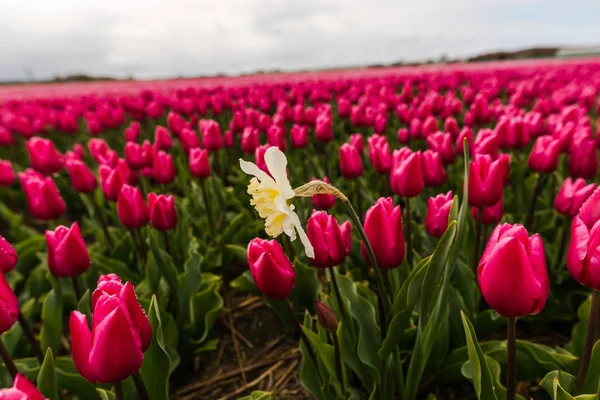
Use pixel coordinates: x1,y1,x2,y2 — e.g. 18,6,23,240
1,0,599,81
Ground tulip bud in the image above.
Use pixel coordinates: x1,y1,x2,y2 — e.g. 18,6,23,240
247,238,295,300
177,128,199,154
422,115,438,137
189,148,211,179
478,224,549,317
19,171,66,220
427,132,456,165
199,119,223,151
154,126,173,151
554,177,595,217
141,140,154,167
70,274,151,383
267,125,286,151
368,134,391,174
307,211,352,268
148,193,177,231
390,148,423,198
290,124,308,149
0,126,14,146
315,115,333,142
224,130,234,148
456,127,474,155
444,117,460,138
425,191,453,238
0,373,44,399
316,300,339,332
117,185,149,229
421,150,446,187
361,197,405,269
167,112,185,137
528,136,561,173
0,235,18,273
339,143,363,179
124,121,141,142
241,127,260,154
568,137,597,179
124,142,146,170
99,161,130,201
0,272,18,334
65,159,97,194
349,134,364,154
468,154,509,208
312,176,336,210
471,197,504,225
46,222,91,277
26,137,64,175
473,128,499,159
152,151,176,184
88,139,118,167
0,159,15,186
397,127,409,144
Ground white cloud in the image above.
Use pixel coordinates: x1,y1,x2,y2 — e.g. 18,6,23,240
0,0,598,80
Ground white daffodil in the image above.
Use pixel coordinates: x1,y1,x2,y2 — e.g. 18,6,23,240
239,147,315,258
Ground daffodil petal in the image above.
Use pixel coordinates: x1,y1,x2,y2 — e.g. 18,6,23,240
289,211,315,258
239,159,275,185
264,148,295,199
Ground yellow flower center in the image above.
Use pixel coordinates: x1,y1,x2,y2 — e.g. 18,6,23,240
248,177,288,237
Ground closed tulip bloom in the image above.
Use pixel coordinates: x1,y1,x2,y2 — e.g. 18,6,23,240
425,191,453,238
0,125,14,146
307,211,352,268
316,300,339,333
362,197,405,269
199,119,223,151
478,223,549,317
88,139,118,167
568,137,597,179
65,159,97,193
456,127,474,155
390,148,423,198
472,197,504,225
247,238,295,300
422,115,438,137
468,154,508,208
141,140,154,167
444,117,460,138
0,373,44,399
528,136,562,173
421,150,446,187
315,114,333,142
179,128,201,154
502,117,530,149
19,171,66,220
167,111,185,136
339,143,363,179
152,151,176,184
267,125,286,151
154,126,173,151
124,121,140,142
290,124,308,149
117,185,149,229
224,130,234,148
0,272,19,334
312,176,336,210
409,118,423,139
554,177,595,217
427,132,456,165
99,161,130,201
124,142,146,170
473,128,500,159
349,133,364,154
397,127,410,144
0,235,18,273
368,134,391,174
26,137,64,175
241,127,260,153
70,274,151,383
148,193,177,231
189,148,211,178
0,159,15,186
46,222,90,277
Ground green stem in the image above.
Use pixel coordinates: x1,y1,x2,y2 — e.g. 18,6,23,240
200,179,217,239
405,197,413,268
132,372,151,400
17,313,44,363
91,193,114,250
342,200,391,314
577,290,600,393
286,300,320,375
525,173,543,231
71,276,83,302
163,230,171,255
114,381,124,400
331,331,345,394
0,338,18,380
353,179,362,220
552,216,570,273
328,267,346,319
507,317,517,400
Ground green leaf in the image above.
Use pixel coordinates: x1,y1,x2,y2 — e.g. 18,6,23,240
541,370,576,397
583,339,600,394
178,238,204,325
188,281,224,344
553,376,597,399
56,356,101,400
288,260,321,315
238,391,274,400
91,253,140,284
148,231,182,312
140,295,171,400
38,348,58,400
96,388,116,400
77,289,92,323
40,275,63,356
230,270,260,296
224,244,248,265
460,311,498,400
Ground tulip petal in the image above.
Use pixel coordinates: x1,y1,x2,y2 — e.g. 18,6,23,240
69,311,96,383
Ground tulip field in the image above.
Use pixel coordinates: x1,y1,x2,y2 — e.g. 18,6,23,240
2,58,600,399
